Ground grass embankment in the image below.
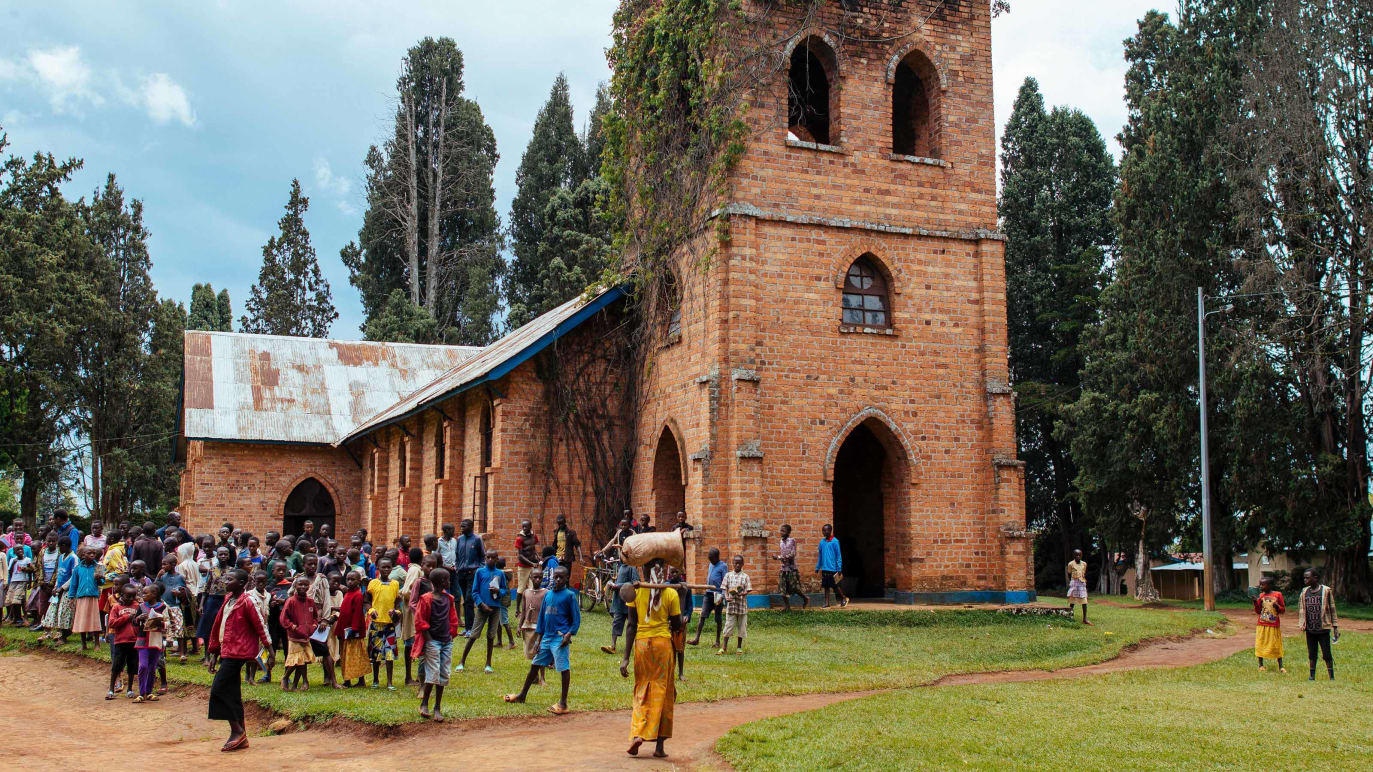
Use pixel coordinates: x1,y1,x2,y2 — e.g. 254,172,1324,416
1111,595,1373,620
1,603,1219,726
719,631,1371,771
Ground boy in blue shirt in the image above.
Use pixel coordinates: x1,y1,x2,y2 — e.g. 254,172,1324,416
504,565,579,714
458,551,507,673
688,548,726,648
815,524,848,608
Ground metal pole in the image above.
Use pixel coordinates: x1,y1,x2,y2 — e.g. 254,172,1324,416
1197,287,1215,612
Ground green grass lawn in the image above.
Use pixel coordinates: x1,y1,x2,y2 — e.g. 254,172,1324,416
1093,594,1373,620
1,603,1220,726
718,631,1372,771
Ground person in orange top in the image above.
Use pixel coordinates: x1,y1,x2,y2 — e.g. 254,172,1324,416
1253,576,1285,673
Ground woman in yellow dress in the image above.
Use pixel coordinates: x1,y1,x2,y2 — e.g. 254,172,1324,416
620,559,681,759
1253,576,1286,672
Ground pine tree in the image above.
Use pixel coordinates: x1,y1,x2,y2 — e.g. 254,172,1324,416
0,135,89,526
344,37,503,345
578,84,612,183
72,174,161,520
1061,5,1255,599
999,78,1115,588
216,288,232,332
506,73,585,328
188,283,224,331
241,179,337,338
128,298,185,513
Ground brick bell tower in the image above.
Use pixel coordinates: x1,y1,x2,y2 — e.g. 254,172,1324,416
632,0,1032,603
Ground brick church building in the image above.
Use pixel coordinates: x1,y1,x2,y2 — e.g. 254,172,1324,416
177,0,1033,604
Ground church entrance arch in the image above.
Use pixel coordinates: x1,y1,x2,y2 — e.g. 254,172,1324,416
283,477,336,538
831,418,906,598
651,425,686,520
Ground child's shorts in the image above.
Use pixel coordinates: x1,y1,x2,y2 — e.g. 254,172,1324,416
498,602,509,626
722,611,748,639
821,571,840,590
532,632,571,672
422,639,453,685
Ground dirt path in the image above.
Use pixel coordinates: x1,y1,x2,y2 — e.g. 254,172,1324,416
0,613,1300,772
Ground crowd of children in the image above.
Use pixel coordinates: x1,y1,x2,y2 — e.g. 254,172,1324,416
4,508,871,754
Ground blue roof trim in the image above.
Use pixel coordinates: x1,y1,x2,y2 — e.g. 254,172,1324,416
480,285,626,387
344,285,627,442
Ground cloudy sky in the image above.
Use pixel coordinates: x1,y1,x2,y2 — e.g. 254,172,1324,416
1,0,1162,338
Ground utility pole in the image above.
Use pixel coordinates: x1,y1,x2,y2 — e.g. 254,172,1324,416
1196,287,1215,612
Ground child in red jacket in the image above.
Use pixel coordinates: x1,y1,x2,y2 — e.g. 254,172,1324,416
280,576,320,691
106,584,139,699
413,567,459,721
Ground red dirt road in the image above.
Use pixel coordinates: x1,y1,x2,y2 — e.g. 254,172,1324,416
2,608,1342,771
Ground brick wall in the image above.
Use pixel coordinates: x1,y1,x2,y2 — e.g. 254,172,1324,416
180,440,363,540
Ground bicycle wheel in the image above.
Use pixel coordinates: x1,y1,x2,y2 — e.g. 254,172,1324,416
581,572,600,611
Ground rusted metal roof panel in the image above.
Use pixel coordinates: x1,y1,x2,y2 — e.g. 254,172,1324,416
336,286,625,446
182,331,480,445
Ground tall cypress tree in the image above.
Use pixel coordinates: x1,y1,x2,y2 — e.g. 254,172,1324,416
215,289,232,332
188,283,231,331
506,73,586,328
1062,4,1255,598
999,78,1115,587
343,37,503,345
241,179,337,338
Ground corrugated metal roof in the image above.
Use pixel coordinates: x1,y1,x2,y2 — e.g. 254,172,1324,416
336,285,626,446
182,331,480,445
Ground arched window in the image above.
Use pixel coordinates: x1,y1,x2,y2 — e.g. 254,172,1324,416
788,38,837,145
283,477,335,538
891,51,940,157
433,418,446,480
842,256,891,329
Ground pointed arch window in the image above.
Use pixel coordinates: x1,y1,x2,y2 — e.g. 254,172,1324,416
434,418,446,480
788,38,838,145
892,50,941,158
842,256,891,329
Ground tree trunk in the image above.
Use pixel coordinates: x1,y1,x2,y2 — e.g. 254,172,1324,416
1328,525,1373,603
403,94,421,306
1133,506,1159,602
424,77,446,316
20,468,39,533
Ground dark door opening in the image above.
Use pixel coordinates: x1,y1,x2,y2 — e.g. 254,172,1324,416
652,426,686,520
832,423,887,597
283,477,335,538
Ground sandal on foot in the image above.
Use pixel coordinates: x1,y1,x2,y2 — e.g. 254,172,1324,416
132,696,146,703
547,704,570,715
105,691,116,700
503,694,524,703
419,707,432,719
221,735,249,752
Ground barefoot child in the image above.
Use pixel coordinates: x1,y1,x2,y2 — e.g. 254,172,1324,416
670,566,691,680
687,548,725,648
719,555,751,655
243,570,270,684
518,571,547,685
1254,576,1285,673
773,524,808,611
280,576,318,691
414,567,459,721
505,566,579,713
157,554,188,661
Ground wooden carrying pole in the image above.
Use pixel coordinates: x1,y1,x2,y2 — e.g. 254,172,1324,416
631,582,716,591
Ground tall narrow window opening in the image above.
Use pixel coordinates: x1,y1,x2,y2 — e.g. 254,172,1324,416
434,419,446,480
788,40,835,144
398,439,408,487
892,52,940,157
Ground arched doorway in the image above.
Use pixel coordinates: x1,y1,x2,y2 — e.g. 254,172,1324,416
831,421,897,598
651,425,686,521
283,477,335,538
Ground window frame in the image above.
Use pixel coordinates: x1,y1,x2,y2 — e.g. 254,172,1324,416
841,257,893,330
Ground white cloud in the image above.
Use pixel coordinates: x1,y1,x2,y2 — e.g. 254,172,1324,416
26,45,101,114
138,73,195,126
0,58,20,80
313,156,351,197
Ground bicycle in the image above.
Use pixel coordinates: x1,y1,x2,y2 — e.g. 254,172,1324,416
581,552,622,611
